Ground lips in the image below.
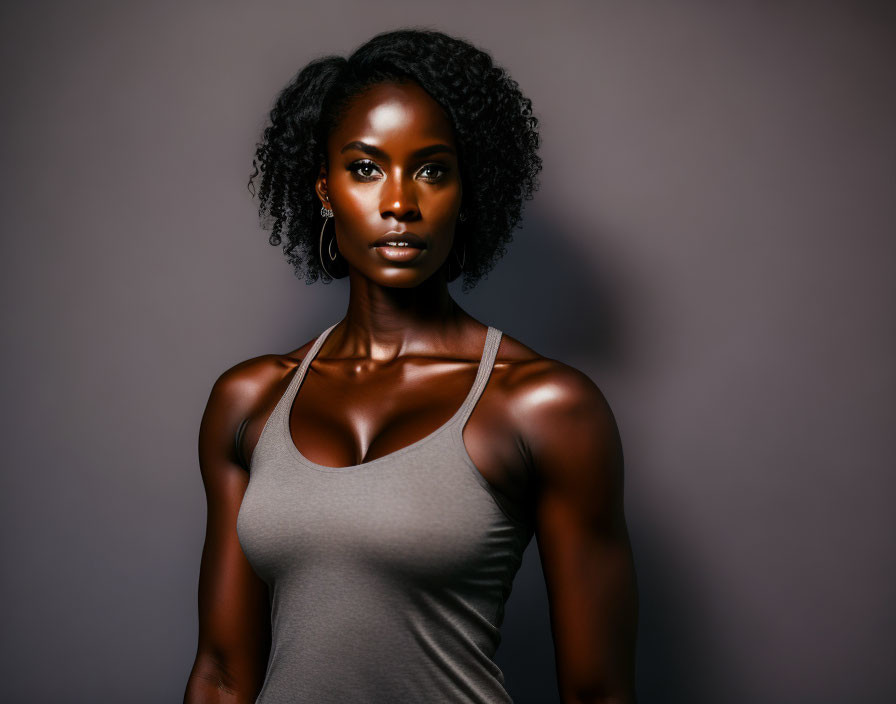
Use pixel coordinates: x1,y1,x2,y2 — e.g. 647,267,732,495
370,231,426,249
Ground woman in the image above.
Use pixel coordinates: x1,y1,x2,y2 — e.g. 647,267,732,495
185,28,638,704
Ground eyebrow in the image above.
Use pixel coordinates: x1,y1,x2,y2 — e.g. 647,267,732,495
339,141,456,159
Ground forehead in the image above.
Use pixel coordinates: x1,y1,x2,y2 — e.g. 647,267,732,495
328,81,456,152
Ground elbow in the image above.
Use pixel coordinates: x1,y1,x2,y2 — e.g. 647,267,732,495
560,678,637,704
563,691,636,704
184,652,255,704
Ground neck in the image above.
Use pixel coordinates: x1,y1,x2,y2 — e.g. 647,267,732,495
334,269,468,361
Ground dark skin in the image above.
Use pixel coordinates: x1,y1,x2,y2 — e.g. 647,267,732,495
185,81,638,704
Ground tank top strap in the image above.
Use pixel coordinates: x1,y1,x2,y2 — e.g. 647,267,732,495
276,322,502,433
452,325,503,429
299,322,339,377
277,322,339,415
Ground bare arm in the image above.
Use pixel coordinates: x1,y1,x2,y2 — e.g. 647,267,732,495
523,366,638,704
184,366,273,703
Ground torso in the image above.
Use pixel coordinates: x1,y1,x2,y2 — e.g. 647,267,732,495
236,324,555,516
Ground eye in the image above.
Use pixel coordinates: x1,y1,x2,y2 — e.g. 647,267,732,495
348,160,382,181
417,163,449,182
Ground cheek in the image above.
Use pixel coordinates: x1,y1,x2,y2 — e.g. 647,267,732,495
331,176,378,219
429,184,463,223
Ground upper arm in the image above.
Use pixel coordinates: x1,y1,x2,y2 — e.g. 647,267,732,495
520,365,638,704
185,362,276,701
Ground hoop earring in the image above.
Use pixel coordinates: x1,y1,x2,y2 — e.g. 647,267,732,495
455,240,466,270
319,206,338,279
447,239,466,280
451,210,466,275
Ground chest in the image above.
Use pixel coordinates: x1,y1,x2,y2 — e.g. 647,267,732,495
237,446,524,587
283,359,531,508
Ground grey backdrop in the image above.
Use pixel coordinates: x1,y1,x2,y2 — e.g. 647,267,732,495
1,1,893,703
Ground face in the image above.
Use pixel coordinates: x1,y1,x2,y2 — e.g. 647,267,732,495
315,81,463,287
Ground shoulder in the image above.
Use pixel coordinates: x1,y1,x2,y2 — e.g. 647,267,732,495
495,331,617,435
205,354,295,418
494,331,622,480
199,340,317,466
206,333,322,409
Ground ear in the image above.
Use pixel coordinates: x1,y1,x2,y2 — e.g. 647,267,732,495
315,165,330,208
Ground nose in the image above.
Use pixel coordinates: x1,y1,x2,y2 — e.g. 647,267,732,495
379,171,420,221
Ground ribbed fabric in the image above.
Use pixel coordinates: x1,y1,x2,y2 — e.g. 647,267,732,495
237,323,533,704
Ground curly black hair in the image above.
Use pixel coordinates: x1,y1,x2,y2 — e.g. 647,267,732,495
248,27,542,292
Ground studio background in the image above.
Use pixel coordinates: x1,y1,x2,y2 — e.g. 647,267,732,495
1,2,893,703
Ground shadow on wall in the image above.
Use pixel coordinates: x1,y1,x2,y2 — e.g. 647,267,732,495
455,212,625,367
628,517,724,704
473,213,720,703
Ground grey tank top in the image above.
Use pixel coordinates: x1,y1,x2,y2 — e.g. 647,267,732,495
237,323,534,703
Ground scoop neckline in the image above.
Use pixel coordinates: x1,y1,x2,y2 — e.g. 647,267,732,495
282,324,498,473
